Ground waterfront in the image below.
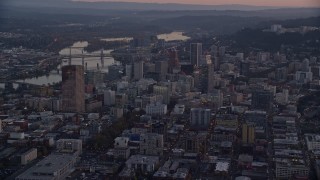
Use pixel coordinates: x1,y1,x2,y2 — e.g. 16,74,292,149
100,32,190,42
1,32,190,87
15,41,117,86
100,37,133,42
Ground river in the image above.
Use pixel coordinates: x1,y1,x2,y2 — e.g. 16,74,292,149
13,41,117,86
0,32,190,88
157,31,190,41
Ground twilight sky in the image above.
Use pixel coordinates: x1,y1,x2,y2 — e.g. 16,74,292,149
76,0,320,7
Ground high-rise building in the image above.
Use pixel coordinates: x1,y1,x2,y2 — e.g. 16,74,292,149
218,46,226,57
244,110,267,129
302,58,310,72
242,123,255,144
134,61,144,80
62,65,85,113
295,71,313,84
167,47,180,73
104,90,116,106
125,64,133,80
190,43,202,66
210,45,218,57
153,85,171,104
251,89,273,111
207,64,215,92
275,67,288,81
107,64,123,81
240,61,250,76
85,70,103,85
190,108,211,129
311,66,320,78
144,62,156,73
155,61,168,80
184,131,207,153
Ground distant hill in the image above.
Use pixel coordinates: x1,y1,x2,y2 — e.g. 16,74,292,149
151,15,267,34
231,16,320,52
2,0,319,20
259,16,320,29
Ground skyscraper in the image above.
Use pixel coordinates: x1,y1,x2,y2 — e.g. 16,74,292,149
190,108,211,129
207,64,215,93
242,123,255,144
134,61,144,80
302,58,310,72
125,64,133,80
251,89,273,111
62,65,85,113
240,61,250,76
155,61,168,80
190,43,202,67
167,47,180,73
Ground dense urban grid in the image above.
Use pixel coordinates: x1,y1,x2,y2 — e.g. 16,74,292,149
1,1,320,180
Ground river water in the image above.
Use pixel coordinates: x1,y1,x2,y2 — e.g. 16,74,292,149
14,41,117,86
157,31,190,41
0,32,190,88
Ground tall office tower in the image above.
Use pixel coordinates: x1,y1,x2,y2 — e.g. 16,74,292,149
125,64,133,80
275,67,288,81
196,65,210,93
190,108,211,129
311,66,320,78
251,89,273,111
207,64,215,93
212,56,220,71
155,61,168,79
210,45,218,57
167,47,180,73
153,85,171,104
302,58,310,72
62,65,85,113
104,90,116,106
240,61,250,76
134,61,144,80
85,70,103,86
218,46,226,57
242,123,255,144
190,43,202,67
107,64,123,81
193,69,201,90
144,62,156,73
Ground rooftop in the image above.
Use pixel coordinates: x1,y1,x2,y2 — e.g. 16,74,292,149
305,133,320,142
16,154,76,180
126,155,159,165
215,162,229,172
